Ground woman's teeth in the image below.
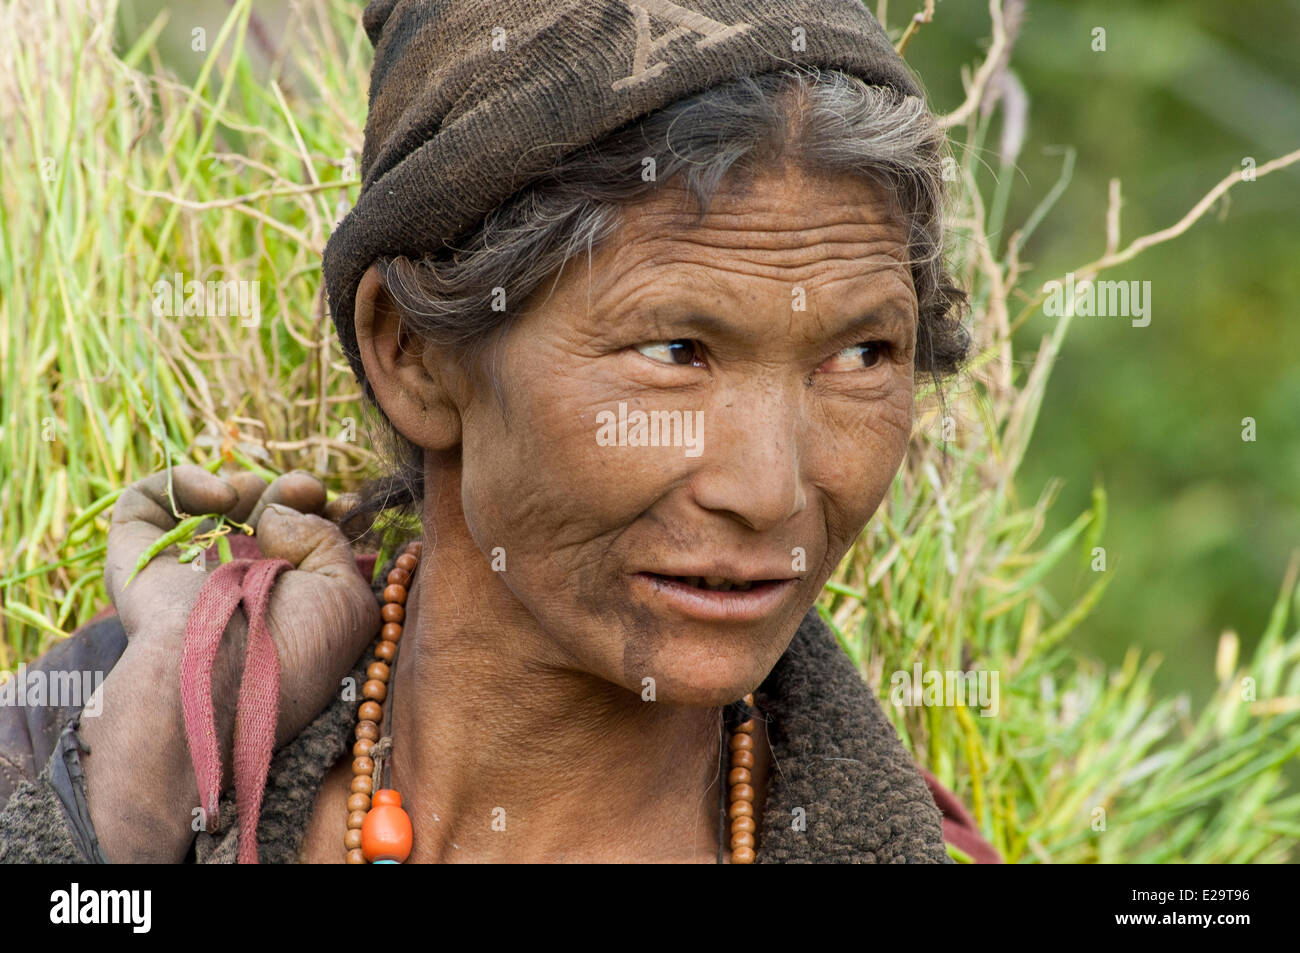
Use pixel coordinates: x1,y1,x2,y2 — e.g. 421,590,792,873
672,575,754,592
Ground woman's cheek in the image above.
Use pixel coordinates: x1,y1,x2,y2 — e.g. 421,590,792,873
814,398,912,558
456,392,638,568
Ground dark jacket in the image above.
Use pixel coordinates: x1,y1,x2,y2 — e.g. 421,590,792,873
0,549,999,864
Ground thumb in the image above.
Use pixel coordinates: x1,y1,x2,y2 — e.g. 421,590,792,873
256,504,364,583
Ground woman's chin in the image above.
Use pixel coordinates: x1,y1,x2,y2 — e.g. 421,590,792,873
623,655,776,707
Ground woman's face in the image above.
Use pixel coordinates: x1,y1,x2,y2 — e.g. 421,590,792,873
456,160,917,705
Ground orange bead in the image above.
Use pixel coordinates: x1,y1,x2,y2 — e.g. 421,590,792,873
730,831,755,850
380,623,403,642
727,767,751,786
730,733,753,752
353,756,374,776
353,739,374,759
381,603,405,624
374,640,397,662
356,720,380,742
362,679,387,702
395,554,418,572
347,810,368,830
732,815,756,834
732,846,755,864
346,848,366,864
358,701,382,723
350,775,373,795
730,783,755,802
344,829,363,851
361,789,413,863
731,749,754,768
387,567,411,587
382,584,407,605
735,718,756,734
728,800,753,820
347,793,371,813
367,661,391,682
406,542,423,557
742,693,755,706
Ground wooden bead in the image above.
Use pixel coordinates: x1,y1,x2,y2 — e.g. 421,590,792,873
382,584,407,605
350,775,373,795
362,679,388,702
395,554,418,572
735,718,756,734
356,720,380,741
728,767,751,786
730,733,754,752
730,748,754,768
347,810,368,830
381,603,404,624
353,756,375,776
367,661,391,682
728,800,753,820
732,846,755,864
346,848,366,864
362,789,413,863
353,739,374,759
732,815,756,834
374,640,397,662
380,623,403,642
358,700,382,723
347,792,371,813
743,693,755,706
387,567,410,587
406,542,422,557
344,829,363,851
730,831,755,850
730,783,755,802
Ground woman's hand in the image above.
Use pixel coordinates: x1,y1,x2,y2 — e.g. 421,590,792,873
81,464,381,863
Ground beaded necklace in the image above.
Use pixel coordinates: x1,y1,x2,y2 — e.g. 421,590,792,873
343,541,760,863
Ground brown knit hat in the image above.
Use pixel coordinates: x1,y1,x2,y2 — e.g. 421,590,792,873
322,0,922,392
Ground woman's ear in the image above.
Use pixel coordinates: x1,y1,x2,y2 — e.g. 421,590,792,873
352,263,463,451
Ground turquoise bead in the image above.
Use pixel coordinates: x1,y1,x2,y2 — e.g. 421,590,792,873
372,859,400,864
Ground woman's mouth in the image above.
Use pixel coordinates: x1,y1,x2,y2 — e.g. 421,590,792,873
659,574,758,592
632,572,798,622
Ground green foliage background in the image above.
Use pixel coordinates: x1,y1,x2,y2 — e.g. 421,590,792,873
906,0,1300,705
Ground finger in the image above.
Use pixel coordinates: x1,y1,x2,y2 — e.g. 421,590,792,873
255,505,364,583
323,492,361,523
105,465,239,603
246,471,328,529
113,465,239,528
191,470,269,534
225,471,271,523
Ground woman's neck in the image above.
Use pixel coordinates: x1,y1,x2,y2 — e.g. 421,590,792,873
384,525,730,863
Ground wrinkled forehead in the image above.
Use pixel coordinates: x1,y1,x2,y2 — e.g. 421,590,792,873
586,163,916,301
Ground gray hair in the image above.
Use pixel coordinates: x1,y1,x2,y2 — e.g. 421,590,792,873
341,65,968,538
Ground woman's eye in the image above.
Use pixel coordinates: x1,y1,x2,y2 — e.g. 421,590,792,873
818,342,889,374
636,339,704,367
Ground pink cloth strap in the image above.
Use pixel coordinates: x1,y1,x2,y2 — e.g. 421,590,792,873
179,556,292,864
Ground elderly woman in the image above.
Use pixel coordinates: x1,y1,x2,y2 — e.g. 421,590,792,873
0,0,988,863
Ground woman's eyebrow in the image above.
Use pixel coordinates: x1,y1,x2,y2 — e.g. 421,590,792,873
622,301,917,340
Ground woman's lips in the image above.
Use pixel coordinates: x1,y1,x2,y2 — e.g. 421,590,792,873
632,572,798,622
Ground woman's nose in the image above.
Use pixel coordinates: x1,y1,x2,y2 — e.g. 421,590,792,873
686,388,809,533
